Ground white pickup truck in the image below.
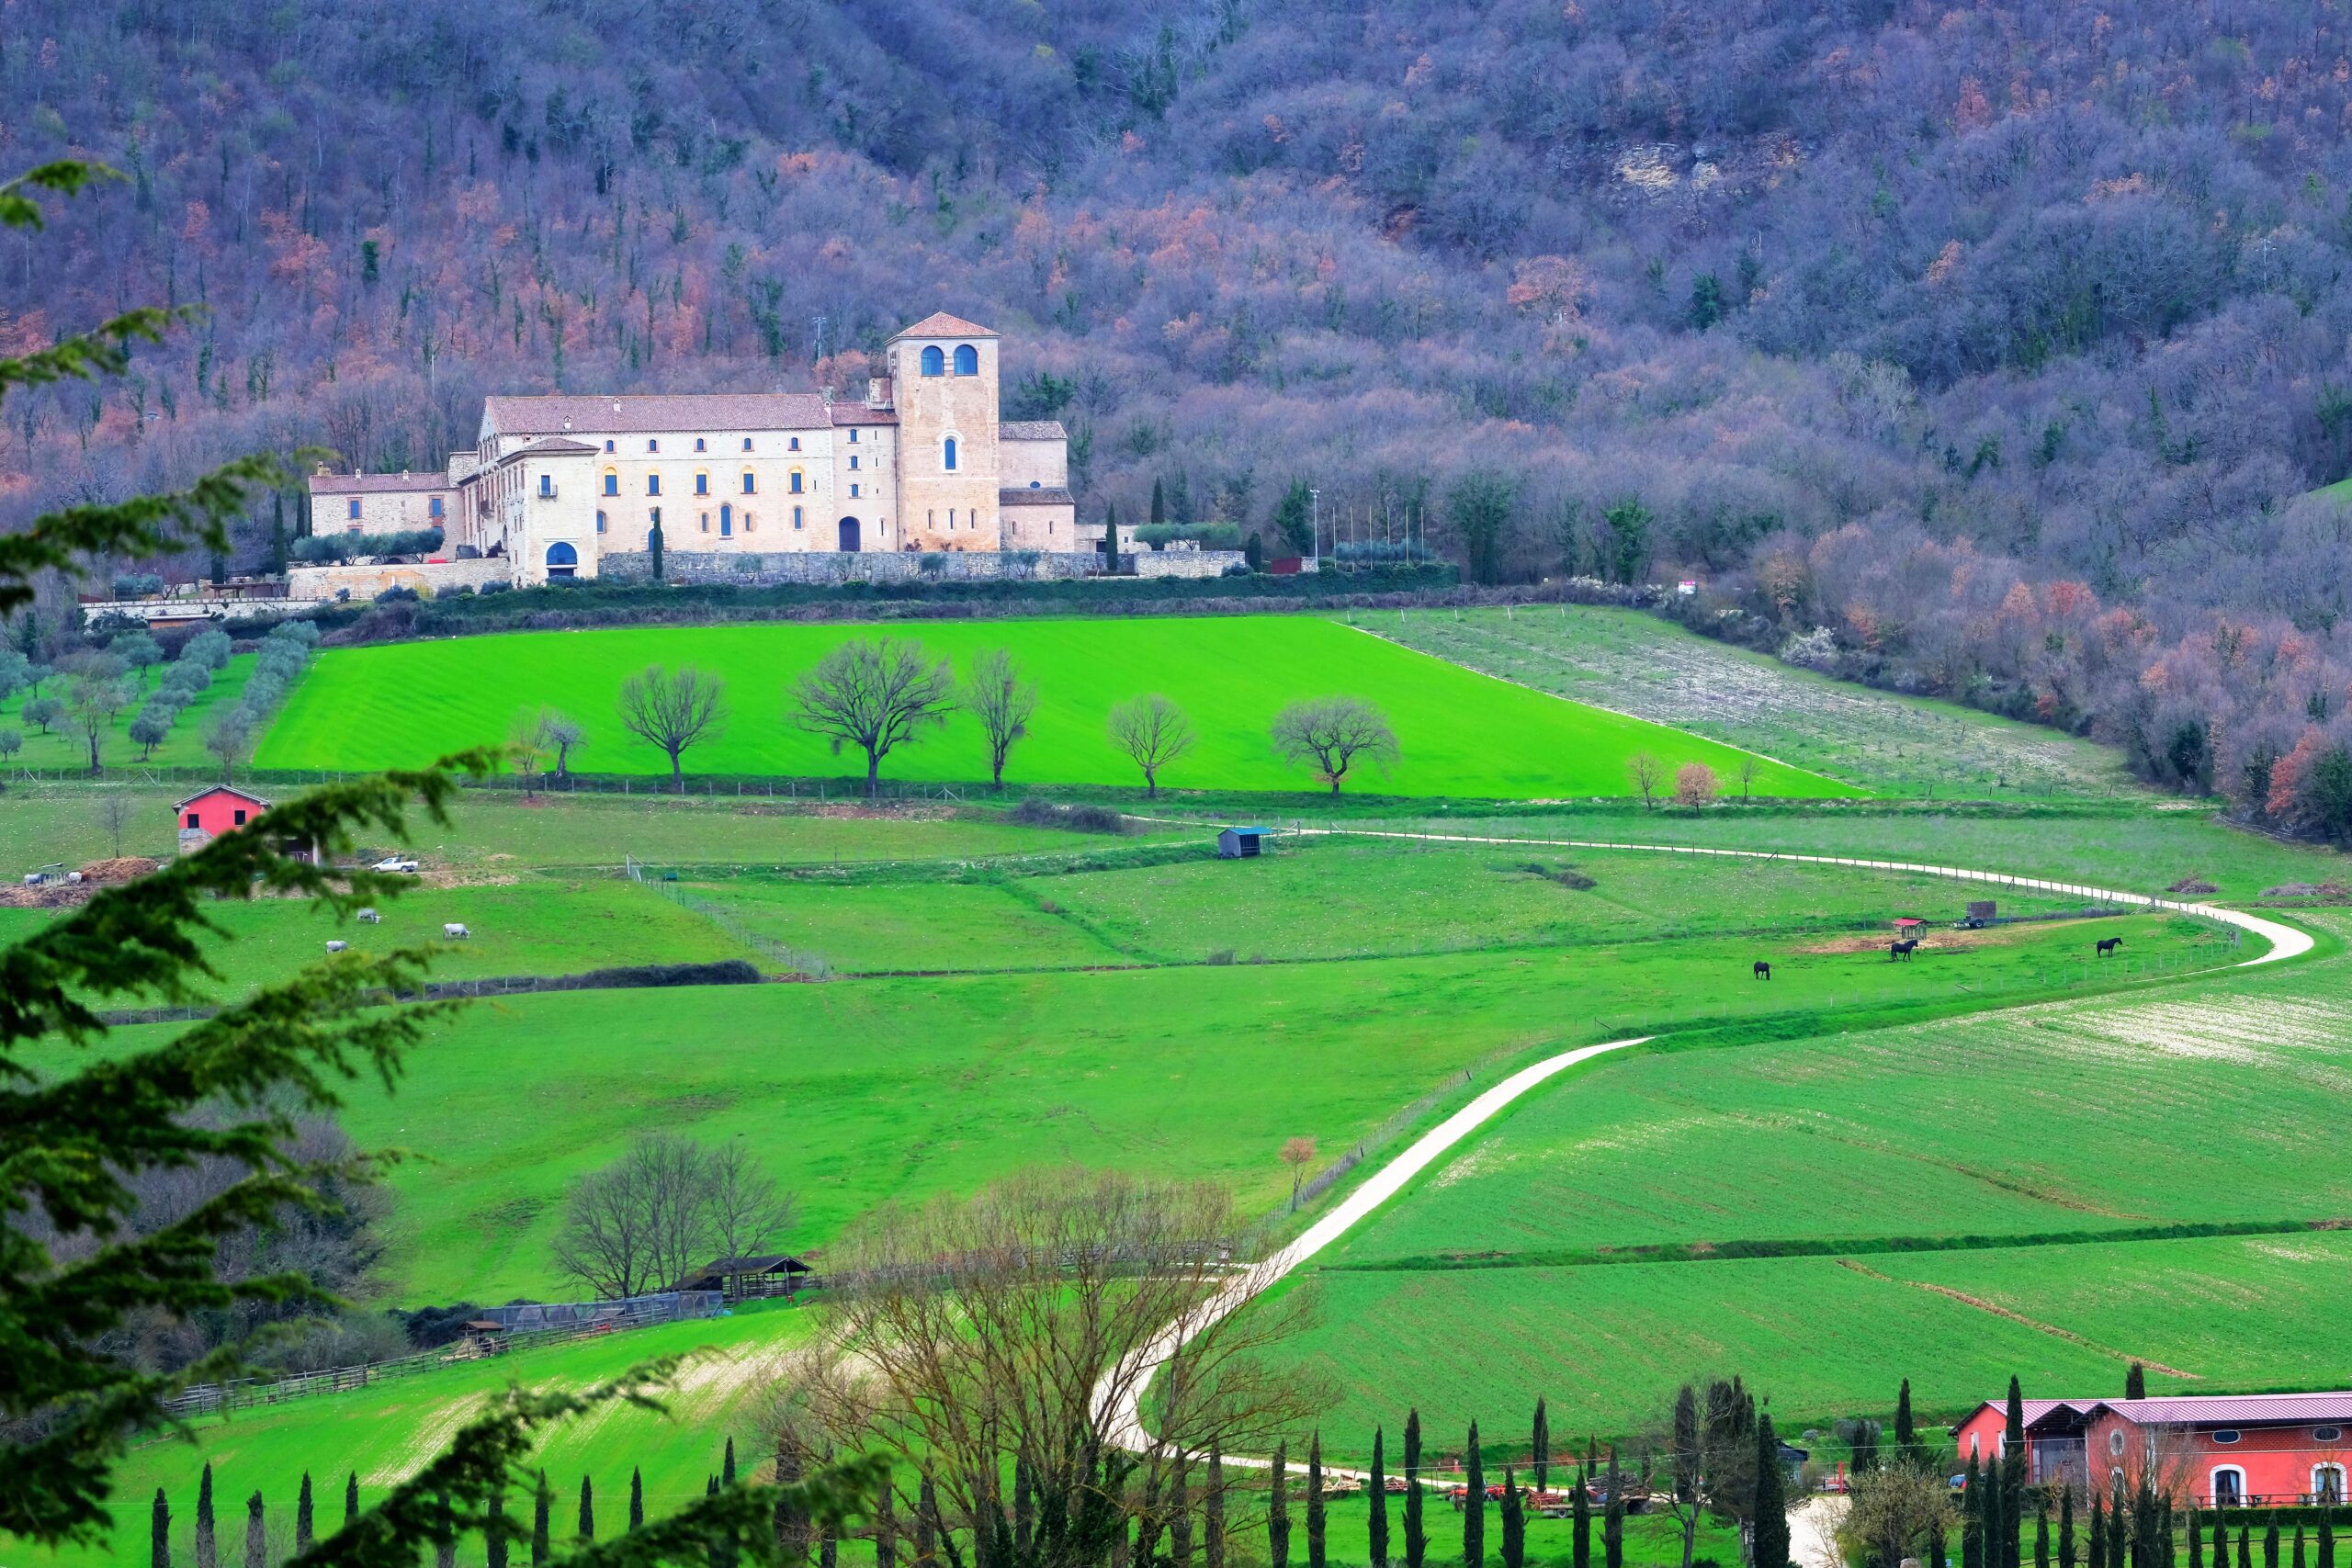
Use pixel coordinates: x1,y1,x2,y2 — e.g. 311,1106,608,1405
369,856,420,874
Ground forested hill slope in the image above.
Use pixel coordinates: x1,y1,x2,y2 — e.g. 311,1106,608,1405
4,0,2351,829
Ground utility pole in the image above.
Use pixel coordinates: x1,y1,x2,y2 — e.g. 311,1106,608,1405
1309,487,1320,570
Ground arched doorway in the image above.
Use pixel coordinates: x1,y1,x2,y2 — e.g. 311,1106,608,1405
545,541,578,580
837,516,861,552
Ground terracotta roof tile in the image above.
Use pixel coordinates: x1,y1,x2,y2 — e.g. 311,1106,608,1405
483,392,831,437
1001,486,1074,505
829,405,899,426
888,311,998,341
306,471,450,495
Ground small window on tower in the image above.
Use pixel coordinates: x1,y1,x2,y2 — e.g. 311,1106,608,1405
695,437,707,452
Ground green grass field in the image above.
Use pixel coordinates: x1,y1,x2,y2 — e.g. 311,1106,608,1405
1250,913,2352,1446
1367,605,2135,798
253,618,1859,799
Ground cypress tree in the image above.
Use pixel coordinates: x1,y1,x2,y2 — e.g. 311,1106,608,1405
1896,1382,1918,1465
1269,1441,1291,1568
243,1494,266,1568
1464,1422,1486,1568
2214,1518,2231,1568
1308,1433,1328,1568
2060,1488,2075,1568
1752,1417,1790,1568
2295,1529,2308,1568
875,1472,896,1568
488,1488,510,1568
1206,1450,1226,1568
435,1488,456,1568
2105,1485,2124,1568
1533,1401,1551,1495
2244,1528,2256,1568
2320,1519,2335,1568
152,1488,170,1568
2125,1364,2147,1401
2192,1510,2205,1568
1370,1428,1390,1568
1150,478,1167,528
2269,1519,2284,1568
1501,1469,1525,1568
296,1472,313,1555
650,521,664,580
579,1475,595,1543
1603,1450,1624,1568
345,1472,360,1533
2037,1501,2051,1568
533,1472,552,1567
1963,1456,1984,1568
2004,1381,2029,1568
725,1438,738,1485
1928,1520,1947,1568
2088,1493,2106,1568
195,1462,217,1568
630,1468,645,1531
1405,1412,1427,1568
1572,1467,1591,1568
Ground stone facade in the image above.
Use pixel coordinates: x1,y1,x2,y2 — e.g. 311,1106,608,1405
306,468,455,534
598,549,1114,586
1134,550,1249,580
429,311,1073,587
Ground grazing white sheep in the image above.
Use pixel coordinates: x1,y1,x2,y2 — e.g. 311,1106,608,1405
356,908,381,924
443,922,470,939
324,940,348,953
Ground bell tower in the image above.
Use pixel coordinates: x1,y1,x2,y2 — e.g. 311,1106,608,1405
888,312,1001,550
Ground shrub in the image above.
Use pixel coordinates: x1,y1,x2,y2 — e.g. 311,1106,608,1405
289,527,442,566
374,585,421,604
1008,798,1128,834
109,574,164,599
1134,522,1244,551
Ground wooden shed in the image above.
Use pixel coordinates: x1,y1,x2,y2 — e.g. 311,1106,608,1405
1217,827,1272,859
681,1253,817,1301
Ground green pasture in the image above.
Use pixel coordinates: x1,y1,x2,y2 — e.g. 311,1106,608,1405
0,784,1178,877
26,1303,812,1568
252,618,1858,799
248,907,2233,1303
0,651,262,773
1274,1228,2352,1451
1368,604,2135,798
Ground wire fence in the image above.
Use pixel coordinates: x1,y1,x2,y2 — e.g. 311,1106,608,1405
158,1291,725,1418
627,854,831,976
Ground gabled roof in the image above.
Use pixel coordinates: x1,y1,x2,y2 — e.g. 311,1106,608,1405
1974,1392,2352,1431
888,311,998,342
830,404,899,427
504,437,602,460
482,392,832,438
175,784,271,811
1001,420,1069,441
1001,486,1074,506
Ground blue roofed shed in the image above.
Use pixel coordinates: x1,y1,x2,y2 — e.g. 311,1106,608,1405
1217,826,1272,859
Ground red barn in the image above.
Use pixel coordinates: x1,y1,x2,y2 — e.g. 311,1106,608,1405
175,786,272,851
1955,1392,2352,1506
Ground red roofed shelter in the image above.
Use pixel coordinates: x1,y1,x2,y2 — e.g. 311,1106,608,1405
1954,1392,2352,1507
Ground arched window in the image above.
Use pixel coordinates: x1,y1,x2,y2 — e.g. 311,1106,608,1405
921,345,945,377
545,541,578,579
953,344,978,376
695,437,707,452
789,436,800,451
944,436,958,472
2316,1467,2347,1506
596,510,607,534
2211,1468,2245,1507
742,471,756,494
720,504,733,537
604,471,617,496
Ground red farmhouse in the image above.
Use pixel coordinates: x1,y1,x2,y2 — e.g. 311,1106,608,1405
1955,1393,2352,1508
175,785,271,847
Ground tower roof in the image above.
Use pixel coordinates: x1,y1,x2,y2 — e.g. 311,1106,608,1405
888,311,998,342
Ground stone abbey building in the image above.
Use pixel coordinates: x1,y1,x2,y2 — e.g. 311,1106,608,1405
309,313,1077,588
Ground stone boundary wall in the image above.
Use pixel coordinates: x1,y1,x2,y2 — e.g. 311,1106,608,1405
597,548,1247,587
288,558,510,602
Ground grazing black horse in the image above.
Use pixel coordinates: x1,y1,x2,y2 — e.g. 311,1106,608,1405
1890,938,1919,962
2098,936,2124,956
1753,960,1771,980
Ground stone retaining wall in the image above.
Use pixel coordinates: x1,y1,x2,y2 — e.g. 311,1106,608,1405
597,548,1247,586
287,558,510,601
1135,550,1248,579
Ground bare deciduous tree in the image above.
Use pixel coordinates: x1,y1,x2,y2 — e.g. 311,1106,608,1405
1107,694,1194,799
507,711,546,797
202,710,253,784
1836,1462,1952,1568
1628,750,1663,810
1736,754,1760,802
1269,697,1398,796
1279,1136,1317,1210
616,664,728,791
552,1133,725,1299
790,637,957,797
537,709,586,779
96,794,134,856
775,1169,1320,1568
1673,761,1718,814
967,648,1037,789
706,1141,798,1277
